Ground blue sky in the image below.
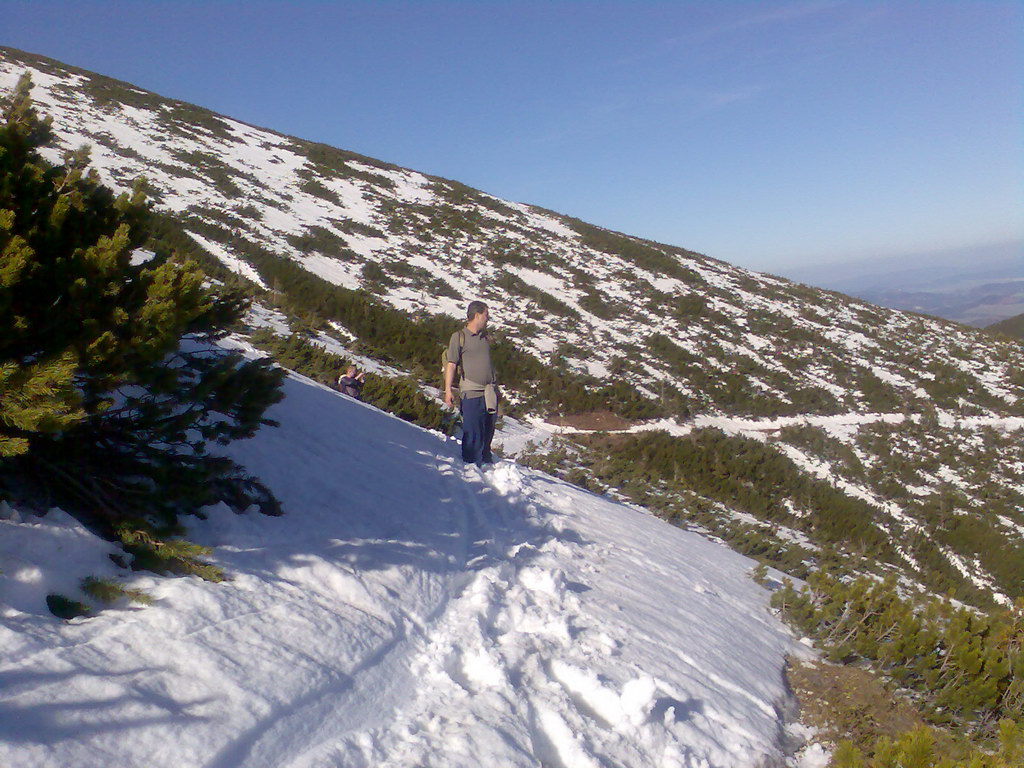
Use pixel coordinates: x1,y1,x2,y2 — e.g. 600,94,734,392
2,0,1021,272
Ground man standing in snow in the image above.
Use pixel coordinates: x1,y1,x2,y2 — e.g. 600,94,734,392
444,301,498,466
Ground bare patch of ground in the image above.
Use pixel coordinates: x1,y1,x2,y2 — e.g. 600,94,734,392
546,410,635,431
787,656,929,753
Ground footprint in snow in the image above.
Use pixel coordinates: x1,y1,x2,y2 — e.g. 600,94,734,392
693,583,719,598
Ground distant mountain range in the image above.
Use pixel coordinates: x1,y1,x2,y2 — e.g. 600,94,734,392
782,242,1023,326
2,45,1022,609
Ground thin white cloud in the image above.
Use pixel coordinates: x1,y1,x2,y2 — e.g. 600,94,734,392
610,0,848,69
523,81,768,148
678,0,847,43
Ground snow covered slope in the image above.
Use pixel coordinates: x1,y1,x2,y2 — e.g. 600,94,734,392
0,46,1020,421
0,357,801,768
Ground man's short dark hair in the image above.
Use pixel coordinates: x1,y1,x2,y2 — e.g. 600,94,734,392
467,300,488,320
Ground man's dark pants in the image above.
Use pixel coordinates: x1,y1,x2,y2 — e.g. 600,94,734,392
460,395,495,465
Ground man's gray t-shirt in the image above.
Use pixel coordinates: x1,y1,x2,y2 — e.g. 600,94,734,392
448,329,494,398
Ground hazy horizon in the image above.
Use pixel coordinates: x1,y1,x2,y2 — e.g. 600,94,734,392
774,239,1022,281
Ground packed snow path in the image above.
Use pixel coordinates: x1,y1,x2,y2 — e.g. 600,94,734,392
0,371,800,768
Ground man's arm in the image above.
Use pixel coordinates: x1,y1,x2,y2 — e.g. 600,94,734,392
444,361,457,407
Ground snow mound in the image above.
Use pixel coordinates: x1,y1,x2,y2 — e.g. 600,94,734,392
0,368,800,767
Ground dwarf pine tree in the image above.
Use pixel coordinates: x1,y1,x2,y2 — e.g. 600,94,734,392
0,352,82,457
0,74,284,539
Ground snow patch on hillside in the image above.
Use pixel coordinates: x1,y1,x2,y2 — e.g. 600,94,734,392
297,251,363,288
187,231,267,288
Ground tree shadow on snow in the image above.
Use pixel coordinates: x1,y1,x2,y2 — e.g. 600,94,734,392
0,665,213,744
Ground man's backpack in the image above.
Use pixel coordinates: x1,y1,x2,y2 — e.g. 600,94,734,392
441,330,466,399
